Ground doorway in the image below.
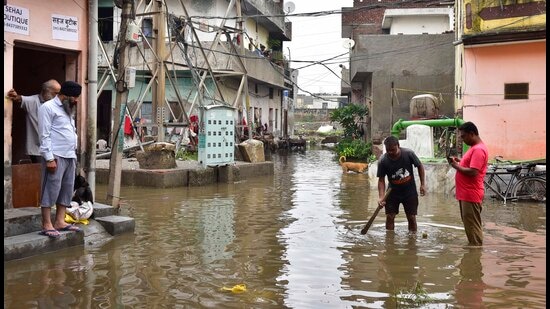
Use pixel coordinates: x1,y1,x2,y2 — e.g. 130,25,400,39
11,42,78,207
97,90,112,143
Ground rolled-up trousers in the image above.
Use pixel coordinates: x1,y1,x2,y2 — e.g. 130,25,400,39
459,200,483,246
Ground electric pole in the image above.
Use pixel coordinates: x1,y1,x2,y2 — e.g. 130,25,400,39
235,0,252,139
107,0,133,208
152,0,166,141
86,0,98,196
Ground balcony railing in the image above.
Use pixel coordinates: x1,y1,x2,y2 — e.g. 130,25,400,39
98,40,287,88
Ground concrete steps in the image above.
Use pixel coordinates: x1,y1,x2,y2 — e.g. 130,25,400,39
4,229,84,262
4,203,135,261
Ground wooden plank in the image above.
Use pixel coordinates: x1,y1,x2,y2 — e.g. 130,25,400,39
12,163,42,208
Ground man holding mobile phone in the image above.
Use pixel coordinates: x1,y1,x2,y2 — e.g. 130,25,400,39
448,122,488,247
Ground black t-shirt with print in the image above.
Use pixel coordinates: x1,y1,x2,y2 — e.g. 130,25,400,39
377,147,422,199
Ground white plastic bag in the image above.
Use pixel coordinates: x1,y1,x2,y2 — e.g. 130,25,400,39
67,201,94,220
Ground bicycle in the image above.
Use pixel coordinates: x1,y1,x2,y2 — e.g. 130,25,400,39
484,156,546,203
433,126,458,158
511,163,546,202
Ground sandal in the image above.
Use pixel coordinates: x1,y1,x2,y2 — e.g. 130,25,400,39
39,229,61,238
57,224,82,232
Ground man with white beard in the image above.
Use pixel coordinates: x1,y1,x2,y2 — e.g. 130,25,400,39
6,79,61,163
37,81,83,238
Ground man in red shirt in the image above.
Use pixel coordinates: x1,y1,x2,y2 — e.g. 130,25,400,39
448,122,488,246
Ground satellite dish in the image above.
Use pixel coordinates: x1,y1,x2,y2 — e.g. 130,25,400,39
284,2,296,14
342,38,355,49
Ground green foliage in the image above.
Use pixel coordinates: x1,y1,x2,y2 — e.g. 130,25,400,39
335,138,375,162
267,38,281,49
330,103,369,139
271,50,284,61
330,104,373,162
176,148,198,161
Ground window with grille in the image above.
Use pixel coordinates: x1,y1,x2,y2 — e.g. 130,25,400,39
504,83,528,100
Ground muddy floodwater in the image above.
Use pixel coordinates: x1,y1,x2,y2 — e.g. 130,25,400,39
4,148,546,308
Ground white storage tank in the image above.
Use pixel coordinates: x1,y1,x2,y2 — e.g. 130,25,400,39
410,94,440,119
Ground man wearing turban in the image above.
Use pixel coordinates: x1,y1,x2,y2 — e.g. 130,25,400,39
37,81,83,238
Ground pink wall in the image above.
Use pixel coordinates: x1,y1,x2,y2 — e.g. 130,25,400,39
4,0,89,164
462,41,546,161
4,0,89,208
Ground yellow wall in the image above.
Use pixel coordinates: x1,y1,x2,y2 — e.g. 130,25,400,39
244,18,269,50
463,0,546,34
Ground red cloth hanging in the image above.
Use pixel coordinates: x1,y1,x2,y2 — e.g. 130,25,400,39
124,115,134,137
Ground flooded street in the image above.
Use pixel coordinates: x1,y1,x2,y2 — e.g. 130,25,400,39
4,148,546,308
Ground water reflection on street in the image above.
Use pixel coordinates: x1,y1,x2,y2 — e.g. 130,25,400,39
4,148,546,308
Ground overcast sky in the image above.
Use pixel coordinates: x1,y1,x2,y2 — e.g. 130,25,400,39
283,0,354,95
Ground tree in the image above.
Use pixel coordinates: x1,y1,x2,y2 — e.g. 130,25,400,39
329,104,368,139
330,104,374,162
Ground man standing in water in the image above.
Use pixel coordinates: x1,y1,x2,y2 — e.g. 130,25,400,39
37,81,83,238
377,136,426,232
448,121,488,247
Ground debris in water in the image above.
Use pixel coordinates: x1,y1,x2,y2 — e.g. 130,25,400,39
221,284,247,293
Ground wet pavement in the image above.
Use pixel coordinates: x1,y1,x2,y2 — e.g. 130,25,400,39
4,148,546,308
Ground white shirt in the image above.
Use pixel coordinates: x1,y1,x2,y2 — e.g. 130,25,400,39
38,96,77,160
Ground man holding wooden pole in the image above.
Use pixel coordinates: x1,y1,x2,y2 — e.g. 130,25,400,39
375,136,426,233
